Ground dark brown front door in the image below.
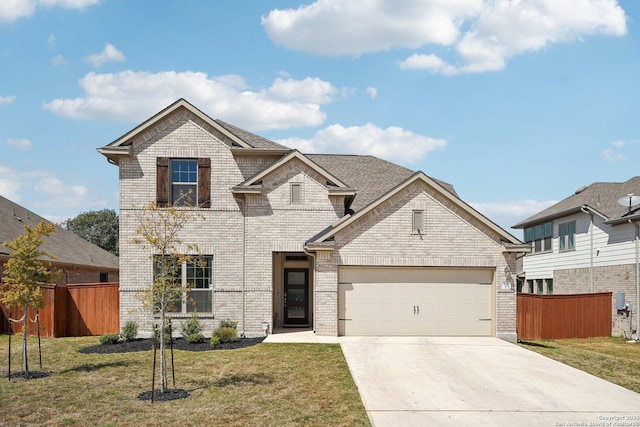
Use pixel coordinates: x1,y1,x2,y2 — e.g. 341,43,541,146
284,269,308,326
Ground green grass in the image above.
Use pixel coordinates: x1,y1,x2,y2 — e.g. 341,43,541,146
0,336,370,426
519,336,640,394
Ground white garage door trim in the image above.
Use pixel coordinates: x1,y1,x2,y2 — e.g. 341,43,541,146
338,267,495,336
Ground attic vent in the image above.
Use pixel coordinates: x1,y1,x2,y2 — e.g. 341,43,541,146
232,142,242,147
326,181,338,187
575,185,587,194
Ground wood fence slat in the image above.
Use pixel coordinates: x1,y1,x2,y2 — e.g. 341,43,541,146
517,292,612,340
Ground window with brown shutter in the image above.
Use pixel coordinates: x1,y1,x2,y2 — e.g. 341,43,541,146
156,157,211,208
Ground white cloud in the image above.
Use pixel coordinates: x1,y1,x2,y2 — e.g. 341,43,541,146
43,70,339,130
52,54,66,66
1,0,99,23
7,138,32,150
470,199,558,231
263,0,482,56
263,0,627,75
86,43,125,67
0,95,16,105
0,163,23,201
366,87,377,99
47,33,56,47
600,139,637,162
277,123,446,164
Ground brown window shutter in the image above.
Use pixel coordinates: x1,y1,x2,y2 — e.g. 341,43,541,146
156,157,169,207
198,158,211,208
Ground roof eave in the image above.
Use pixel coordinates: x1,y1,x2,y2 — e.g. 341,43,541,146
605,213,640,225
97,146,132,165
512,205,607,229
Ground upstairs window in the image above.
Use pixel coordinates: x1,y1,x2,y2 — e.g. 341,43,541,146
558,221,575,251
156,157,210,208
171,160,197,205
524,221,552,253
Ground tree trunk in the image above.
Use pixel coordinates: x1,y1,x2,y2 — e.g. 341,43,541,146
22,304,29,376
159,316,167,393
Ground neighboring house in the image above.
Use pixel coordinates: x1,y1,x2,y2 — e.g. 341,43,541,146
0,195,119,284
98,98,527,341
512,177,640,336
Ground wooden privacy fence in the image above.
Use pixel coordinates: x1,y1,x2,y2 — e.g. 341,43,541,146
0,282,119,337
517,292,612,340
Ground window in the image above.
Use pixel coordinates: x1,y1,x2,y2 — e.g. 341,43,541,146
99,272,108,282
156,157,211,208
527,279,534,293
412,210,424,233
171,160,197,206
559,221,575,251
524,221,552,253
290,182,302,204
536,279,544,295
154,255,213,313
546,279,553,295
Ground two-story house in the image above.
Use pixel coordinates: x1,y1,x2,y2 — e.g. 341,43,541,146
98,99,526,341
513,177,640,336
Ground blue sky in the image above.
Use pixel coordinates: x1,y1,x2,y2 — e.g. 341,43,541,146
1,0,638,235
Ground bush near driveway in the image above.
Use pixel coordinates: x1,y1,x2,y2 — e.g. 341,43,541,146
0,335,370,426
519,336,640,394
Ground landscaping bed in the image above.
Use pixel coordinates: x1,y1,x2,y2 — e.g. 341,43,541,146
79,336,265,354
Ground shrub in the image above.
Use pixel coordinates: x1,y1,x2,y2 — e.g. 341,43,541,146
219,319,238,330
187,333,206,344
213,326,239,343
210,335,220,348
180,312,203,338
121,321,138,342
100,334,121,345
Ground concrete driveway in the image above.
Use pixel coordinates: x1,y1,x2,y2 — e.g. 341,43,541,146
340,337,640,427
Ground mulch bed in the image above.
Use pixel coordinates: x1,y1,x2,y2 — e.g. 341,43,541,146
79,337,266,355
137,388,190,402
7,371,52,380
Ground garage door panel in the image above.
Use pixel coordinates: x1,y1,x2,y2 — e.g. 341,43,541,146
338,269,494,336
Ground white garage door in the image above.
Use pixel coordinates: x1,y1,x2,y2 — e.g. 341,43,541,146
338,267,494,336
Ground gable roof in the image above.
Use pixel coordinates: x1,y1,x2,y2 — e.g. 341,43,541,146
0,195,119,270
233,150,355,194
97,98,288,164
513,176,640,229
306,171,522,247
307,154,457,212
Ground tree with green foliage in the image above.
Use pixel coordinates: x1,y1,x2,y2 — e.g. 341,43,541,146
132,199,203,394
1,221,60,377
63,209,119,256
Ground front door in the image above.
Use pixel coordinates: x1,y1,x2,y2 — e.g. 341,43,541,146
284,268,309,326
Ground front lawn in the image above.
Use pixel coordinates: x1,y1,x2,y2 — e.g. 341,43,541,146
519,336,640,394
0,335,369,426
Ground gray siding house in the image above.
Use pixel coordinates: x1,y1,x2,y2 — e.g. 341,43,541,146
513,177,640,336
99,99,526,341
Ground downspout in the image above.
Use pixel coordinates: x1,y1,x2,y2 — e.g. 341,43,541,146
634,220,639,339
581,206,594,292
241,199,246,338
303,246,317,334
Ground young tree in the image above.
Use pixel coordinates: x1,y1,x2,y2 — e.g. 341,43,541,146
132,200,202,394
63,209,119,255
1,221,60,377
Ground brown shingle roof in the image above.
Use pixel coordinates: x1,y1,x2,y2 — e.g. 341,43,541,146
215,120,290,151
306,154,457,212
513,176,640,228
0,195,119,270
